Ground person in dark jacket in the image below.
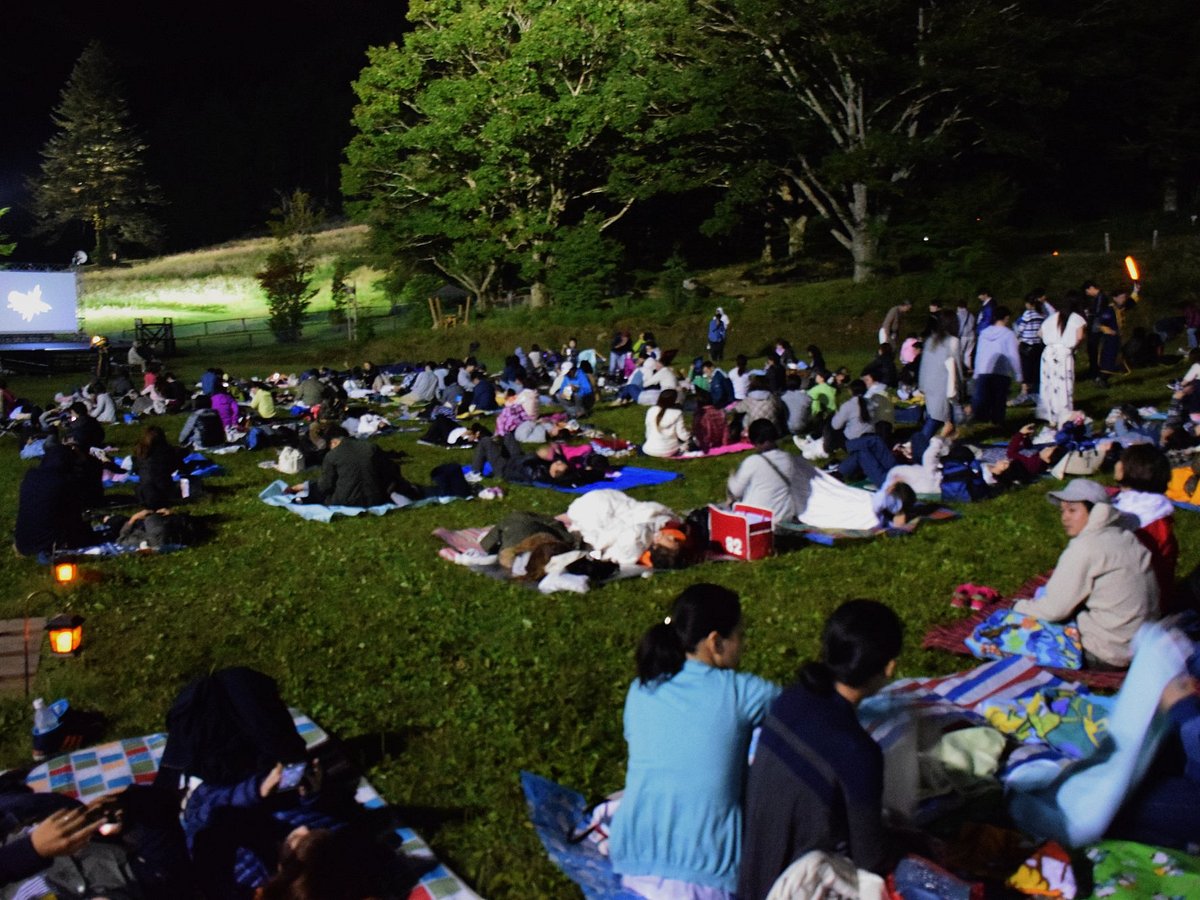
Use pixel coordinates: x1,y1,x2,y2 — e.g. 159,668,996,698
287,426,402,506
132,426,183,510
14,441,93,557
739,600,903,900
179,395,226,449
467,371,500,412
65,402,105,452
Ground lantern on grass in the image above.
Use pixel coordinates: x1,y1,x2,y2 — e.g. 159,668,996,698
46,615,84,656
53,563,77,586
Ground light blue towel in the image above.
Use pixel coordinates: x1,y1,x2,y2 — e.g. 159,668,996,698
258,480,459,523
1005,622,1192,846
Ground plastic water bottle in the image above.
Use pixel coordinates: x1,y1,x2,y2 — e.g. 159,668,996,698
32,697,61,762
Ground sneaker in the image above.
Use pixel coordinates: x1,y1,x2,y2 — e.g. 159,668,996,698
464,470,484,483
478,486,506,500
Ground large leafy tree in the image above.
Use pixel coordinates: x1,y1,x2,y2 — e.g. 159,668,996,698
30,41,161,263
695,0,1042,281
344,0,694,307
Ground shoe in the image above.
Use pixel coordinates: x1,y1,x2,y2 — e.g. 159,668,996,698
464,471,484,483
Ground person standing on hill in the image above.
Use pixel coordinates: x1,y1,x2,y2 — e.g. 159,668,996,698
708,310,729,362
879,302,911,347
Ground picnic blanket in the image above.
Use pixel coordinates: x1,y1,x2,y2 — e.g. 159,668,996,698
1084,840,1200,896
920,572,1127,691
25,710,481,900
775,505,960,545
520,771,641,900
432,526,648,592
259,479,462,523
102,452,225,487
676,441,756,459
532,466,679,495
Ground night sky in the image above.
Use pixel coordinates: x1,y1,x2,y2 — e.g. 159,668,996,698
2,1,409,262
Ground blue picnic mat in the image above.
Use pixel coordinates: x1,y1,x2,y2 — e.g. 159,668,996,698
534,466,679,494
258,479,462,523
520,771,640,900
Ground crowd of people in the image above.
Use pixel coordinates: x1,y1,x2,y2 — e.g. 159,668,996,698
6,283,1200,899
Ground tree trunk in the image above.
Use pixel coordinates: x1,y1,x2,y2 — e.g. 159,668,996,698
785,215,808,257
850,183,876,283
529,281,550,308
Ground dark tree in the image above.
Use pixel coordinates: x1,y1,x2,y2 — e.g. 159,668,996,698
257,190,320,343
30,41,161,263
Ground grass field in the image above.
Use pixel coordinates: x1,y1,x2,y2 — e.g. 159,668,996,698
5,240,1200,897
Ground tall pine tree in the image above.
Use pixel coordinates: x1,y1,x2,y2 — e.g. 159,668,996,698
31,41,161,262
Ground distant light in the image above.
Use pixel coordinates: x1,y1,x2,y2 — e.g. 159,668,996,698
1052,251,1060,257
53,563,77,585
922,236,929,242
1125,256,1140,281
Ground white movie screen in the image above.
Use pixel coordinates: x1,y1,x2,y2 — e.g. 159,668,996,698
0,271,80,333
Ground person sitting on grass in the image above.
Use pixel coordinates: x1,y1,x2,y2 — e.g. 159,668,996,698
608,584,780,899
829,380,895,487
691,390,731,452
739,600,903,900
398,361,438,409
733,377,787,441
13,440,92,559
1011,478,1159,669
727,421,908,533
178,395,226,450
1112,443,1179,613
132,425,184,510
284,425,414,507
643,390,692,458
245,382,277,421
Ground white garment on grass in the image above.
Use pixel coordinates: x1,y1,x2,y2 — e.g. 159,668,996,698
727,450,880,531
566,489,674,566
882,436,946,495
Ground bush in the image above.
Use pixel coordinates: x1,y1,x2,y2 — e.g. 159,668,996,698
257,246,315,343
546,218,623,308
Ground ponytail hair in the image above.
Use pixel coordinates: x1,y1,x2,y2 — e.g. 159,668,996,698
636,583,742,685
849,378,870,422
798,599,903,696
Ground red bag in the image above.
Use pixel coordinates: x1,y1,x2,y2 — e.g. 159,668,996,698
708,504,773,560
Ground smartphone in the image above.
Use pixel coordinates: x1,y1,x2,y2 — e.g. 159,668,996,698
278,761,308,791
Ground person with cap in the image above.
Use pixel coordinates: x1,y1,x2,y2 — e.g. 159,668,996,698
1012,479,1159,669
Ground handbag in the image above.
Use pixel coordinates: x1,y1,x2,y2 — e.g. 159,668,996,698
277,446,304,474
1050,448,1103,479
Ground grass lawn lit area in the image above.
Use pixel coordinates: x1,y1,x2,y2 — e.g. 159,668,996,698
4,245,1200,897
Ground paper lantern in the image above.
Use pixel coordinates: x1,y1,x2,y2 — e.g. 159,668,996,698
46,615,84,656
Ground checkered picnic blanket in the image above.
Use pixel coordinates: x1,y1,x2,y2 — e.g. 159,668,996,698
24,710,481,900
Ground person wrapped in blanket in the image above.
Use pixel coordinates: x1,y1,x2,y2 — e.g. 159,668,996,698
739,601,903,900
1011,479,1159,669
608,584,781,899
726,420,916,533
565,489,707,570
1107,645,1200,851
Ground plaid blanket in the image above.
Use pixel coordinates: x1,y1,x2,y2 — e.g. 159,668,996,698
775,505,960,545
920,572,1127,691
25,709,481,900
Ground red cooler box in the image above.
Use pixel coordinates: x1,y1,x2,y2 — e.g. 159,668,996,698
708,504,774,560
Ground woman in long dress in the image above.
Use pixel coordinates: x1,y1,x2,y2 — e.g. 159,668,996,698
1037,296,1088,427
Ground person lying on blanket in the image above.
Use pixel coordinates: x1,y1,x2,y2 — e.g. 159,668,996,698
726,420,916,533
608,584,781,900
467,432,611,488
1011,478,1158,669
739,601,904,900
985,423,1069,487
565,489,705,568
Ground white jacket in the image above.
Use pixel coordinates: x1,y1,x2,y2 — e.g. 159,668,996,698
643,407,691,457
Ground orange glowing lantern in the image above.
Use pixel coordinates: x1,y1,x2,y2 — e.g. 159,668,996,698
1125,256,1140,282
53,563,77,585
46,615,84,656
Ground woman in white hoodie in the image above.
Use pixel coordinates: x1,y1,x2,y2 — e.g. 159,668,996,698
643,390,692,458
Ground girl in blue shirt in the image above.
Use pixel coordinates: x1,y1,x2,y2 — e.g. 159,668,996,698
609,584,780,899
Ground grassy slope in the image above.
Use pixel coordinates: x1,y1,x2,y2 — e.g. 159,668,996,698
5,238,1200,896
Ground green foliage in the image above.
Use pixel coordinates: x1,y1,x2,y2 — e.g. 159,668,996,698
659,249,689,311
328,256,356,325
256,190,319,343
544,216,623,308
343,0,701,305
0,207,14,258
29,41,161,261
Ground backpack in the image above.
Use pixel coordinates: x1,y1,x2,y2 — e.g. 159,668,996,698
277,446,304,474
941,458,990,503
